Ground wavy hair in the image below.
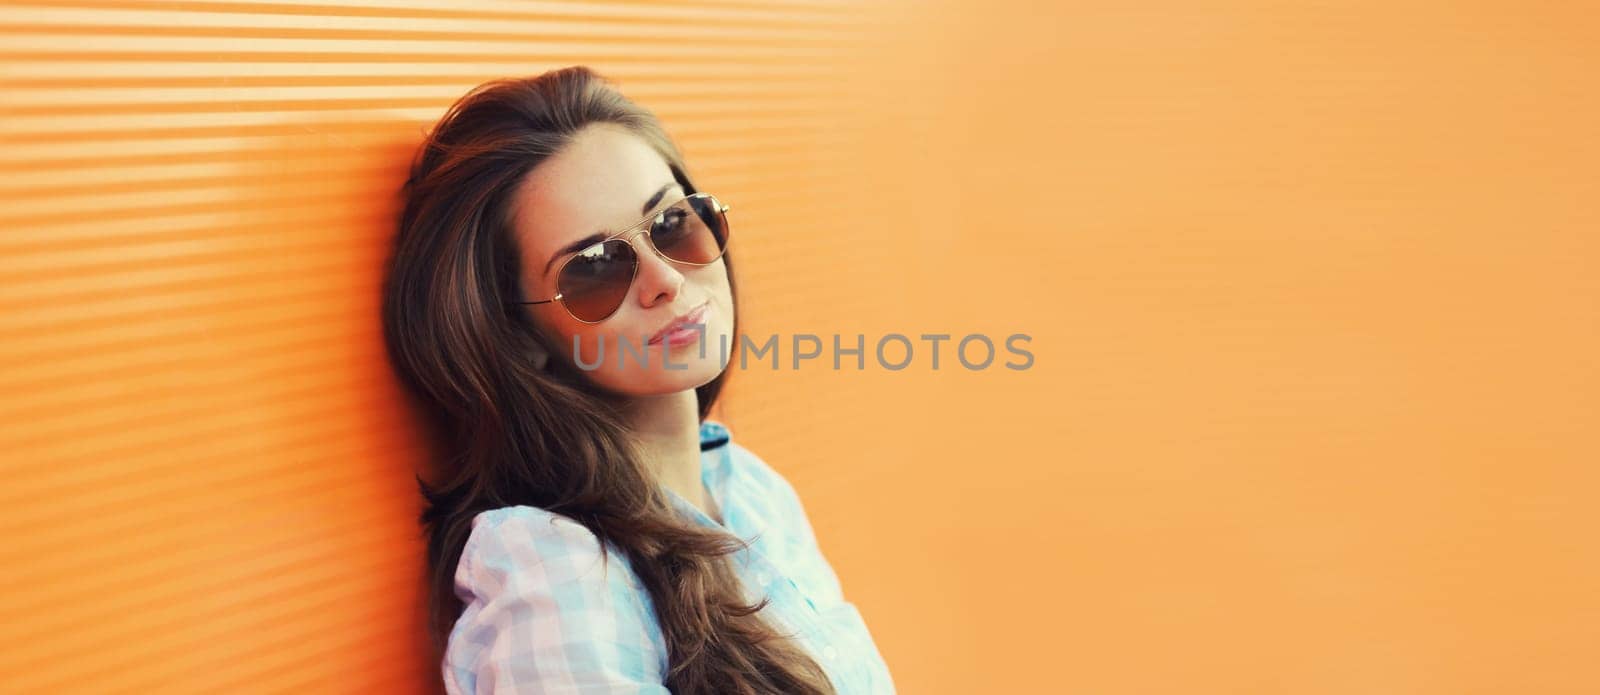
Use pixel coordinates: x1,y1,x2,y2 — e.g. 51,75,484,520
380,66,835,694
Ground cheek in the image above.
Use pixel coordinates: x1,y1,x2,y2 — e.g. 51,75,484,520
561,322,611,366
692,261,733,304
695,264,735,336
549,313,658,368
532,308,601,366
535,264,734,368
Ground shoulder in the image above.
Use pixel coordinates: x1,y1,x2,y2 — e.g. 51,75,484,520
455,505,639,597
445,505,668,692
467,504,596,546
463,505,605,565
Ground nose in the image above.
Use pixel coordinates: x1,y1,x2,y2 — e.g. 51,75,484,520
622,228,682,309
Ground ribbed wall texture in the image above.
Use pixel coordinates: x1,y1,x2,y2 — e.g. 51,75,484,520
0,2,896,692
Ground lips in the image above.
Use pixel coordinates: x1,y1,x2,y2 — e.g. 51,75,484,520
647,302,709,345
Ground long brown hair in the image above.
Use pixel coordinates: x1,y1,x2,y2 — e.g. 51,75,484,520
381,66,835,694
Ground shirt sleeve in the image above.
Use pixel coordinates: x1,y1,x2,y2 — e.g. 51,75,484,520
443,508,669,695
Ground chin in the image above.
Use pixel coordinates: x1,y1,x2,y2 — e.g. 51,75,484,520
660,348,730,387
590,346,729,396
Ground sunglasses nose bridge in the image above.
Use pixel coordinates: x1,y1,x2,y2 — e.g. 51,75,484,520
620,226,672,261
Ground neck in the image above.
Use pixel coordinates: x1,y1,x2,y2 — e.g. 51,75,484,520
621,390,716,522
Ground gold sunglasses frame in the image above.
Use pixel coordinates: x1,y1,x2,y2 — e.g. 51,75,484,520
514,192,731,324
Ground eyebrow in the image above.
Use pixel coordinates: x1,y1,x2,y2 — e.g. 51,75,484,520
542,182,678,276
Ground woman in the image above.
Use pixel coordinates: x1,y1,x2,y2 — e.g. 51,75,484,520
381,66,895,694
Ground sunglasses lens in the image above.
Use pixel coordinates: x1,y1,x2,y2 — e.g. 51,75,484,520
651,195,730,264
549,194,730,323
557,239,637,322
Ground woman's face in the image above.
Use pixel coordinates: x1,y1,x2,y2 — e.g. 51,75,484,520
508,123,734,396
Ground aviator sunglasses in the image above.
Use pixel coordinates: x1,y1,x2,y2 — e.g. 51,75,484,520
515,192,731,323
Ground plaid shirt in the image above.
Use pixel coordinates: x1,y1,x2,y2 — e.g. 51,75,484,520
443,420,896,694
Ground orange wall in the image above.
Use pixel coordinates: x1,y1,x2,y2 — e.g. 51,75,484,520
3,1,1598,693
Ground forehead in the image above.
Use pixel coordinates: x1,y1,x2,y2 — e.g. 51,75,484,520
509,123,676,264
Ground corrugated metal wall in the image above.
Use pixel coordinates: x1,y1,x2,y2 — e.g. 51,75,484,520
0,2,897,692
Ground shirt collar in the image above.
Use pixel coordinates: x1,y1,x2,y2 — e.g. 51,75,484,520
699,419,730,451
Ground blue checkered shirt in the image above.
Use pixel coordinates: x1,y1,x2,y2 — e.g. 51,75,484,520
443,420,896,693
